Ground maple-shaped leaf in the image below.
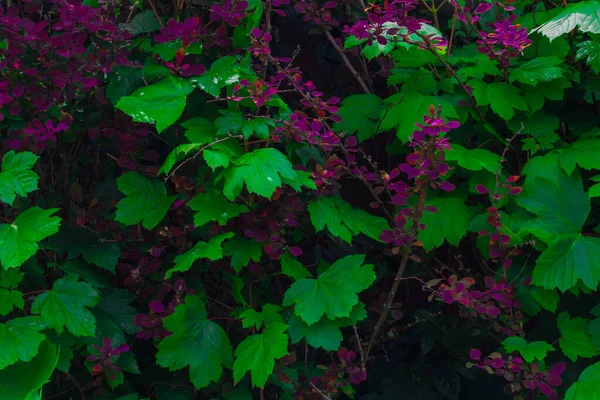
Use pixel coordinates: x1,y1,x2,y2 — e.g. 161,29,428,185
508,57,564,86
115,172,176,230
166,232,234,279
280,253,311,281
334,94,383,142
32,276,101,337
444,144,501,173
532,1,600,41
308,195,389,244
188,190,248,227
0,316,47,369
0,150,39,205
233,322,289,387
501,337,554,362
0,288,24,316
223,237,262,273
157,295,233,389
418,198,471,250
288,303,366,350
0,207,61,269
558,137,600,175
517,170,600,291
557,312,598,362
283,255,375,325
115,75,194,133
223,148,300,200
240,309,264,330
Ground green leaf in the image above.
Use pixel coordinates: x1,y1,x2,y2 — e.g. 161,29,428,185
530,286,560,312
223,148,299,200
280,253,311,281
158,143,202,176
485,82,528,120
192,57,244,97
0,317,47,369
93,289,140,346
283,255,375,325
240,309,264,330
391,46,438,68
0,150,39,205
0,340,59,399
181,117,216,143
51,227,120,274
380,92,458,142
106,66,144,104
557,312,598,362
216,111,275,139
334,94,383,142
418,198,470,250
0,288,24,316
223,237,262,273
501,337,554,362
565,361,600,400
307,195,389,244
509,57,564,86
578,40,600,74
0,269,24,288
522,153,564,186
558,137,600,175
115,171,176,229
444,144,501,173
188,190,248,227
288,314,342,351
123,10,162,36
166,233,234,279
31,276,101,337
532,1,600,41
115,75,194,133
517,171,600,291
157,295,233,389
0,207,61,269
233,322,289,388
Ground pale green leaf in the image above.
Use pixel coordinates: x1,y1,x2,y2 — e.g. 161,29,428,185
532,1,600,41
444,144,501,173
565,361,600,400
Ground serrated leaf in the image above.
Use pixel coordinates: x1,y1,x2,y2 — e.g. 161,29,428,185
0,207,61,269
106,66,144,104
501,337,554,362
0,316,47,369
558,137,600,175
93,289,140,346
558,312,598,362
0,340,59,399
522,153,563,186
485,82,528,120
444,144,501,173
115,171,176,229
565,361,600,400
283,255,375,325
223,237,262,273
334,94,383,142
391,45,438,68
159,143,202,176
32,276,100,337
576,40,600,73
223,148,299,200
116,75,194,133
166,232,234,279
509,57,564,86
307,195,389,244
233,322,289,387
123,10,162,36
0,289,24,316
0,269,24,288
0,150,39,205
188,190,248,227
532,1,600,41
192,56,244,97
50,227,120,274
517,171,600,291
418,198,470,250
157,295,233,389
240,309,264,330
380,91,458,142
280,253,311,281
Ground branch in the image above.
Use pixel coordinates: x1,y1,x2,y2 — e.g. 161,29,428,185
321,26,372,94
165,134,243,182
310,382,333,400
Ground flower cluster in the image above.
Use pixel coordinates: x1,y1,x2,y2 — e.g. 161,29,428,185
209,0,249,26
0,1,131,149
293,1,339,28
477,15,532,66
232,79,278,107
469,349,565,399
155,16,229,49
429,275,524,336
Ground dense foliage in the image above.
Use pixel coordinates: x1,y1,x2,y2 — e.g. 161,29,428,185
2,0,600,399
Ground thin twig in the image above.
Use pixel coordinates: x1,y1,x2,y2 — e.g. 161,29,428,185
310,383,332,400
352,325,366,370
165,135,243,182
321,26,372,94
146,0,164,27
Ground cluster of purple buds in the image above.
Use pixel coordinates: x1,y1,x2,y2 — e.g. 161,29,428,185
232,79,278,107
477,15,532,66
469,349,565,399
209,0,249,26
293,1,339,28
86,338,130,385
